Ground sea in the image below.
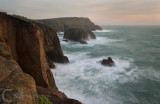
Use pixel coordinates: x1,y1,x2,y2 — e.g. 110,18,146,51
52,26,160,104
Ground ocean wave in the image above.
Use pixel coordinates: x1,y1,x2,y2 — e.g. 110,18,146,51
52,52,139,104
59,37,124,48
93,30,114,33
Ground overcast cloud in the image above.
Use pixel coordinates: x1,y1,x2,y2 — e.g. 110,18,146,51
0,0,160,25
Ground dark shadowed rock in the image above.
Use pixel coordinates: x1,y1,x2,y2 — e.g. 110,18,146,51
46,56,56,68
37,86,82,104
101,57,115,67
64,28,96,44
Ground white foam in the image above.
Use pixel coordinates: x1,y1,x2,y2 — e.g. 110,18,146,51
93,30,114,33
57,32,64,34
52,52,139,104
59,36,124,48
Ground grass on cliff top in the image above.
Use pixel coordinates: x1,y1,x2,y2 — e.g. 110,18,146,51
0,11,41,24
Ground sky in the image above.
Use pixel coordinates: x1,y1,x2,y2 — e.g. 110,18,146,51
0,0,160,25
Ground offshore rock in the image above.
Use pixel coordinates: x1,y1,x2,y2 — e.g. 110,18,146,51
101,57,115,67
64,28,96,44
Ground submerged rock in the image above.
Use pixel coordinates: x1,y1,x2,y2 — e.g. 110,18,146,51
63,39,68,42
100,57,115,67
64,28,96,44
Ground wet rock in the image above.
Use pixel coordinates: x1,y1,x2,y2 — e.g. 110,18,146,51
63,39,68,42
101,57,115,67
79,40,88,44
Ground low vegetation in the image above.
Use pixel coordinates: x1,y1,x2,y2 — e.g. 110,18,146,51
36,96,52,104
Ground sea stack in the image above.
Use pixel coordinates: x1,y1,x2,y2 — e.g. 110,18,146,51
64,28,96,44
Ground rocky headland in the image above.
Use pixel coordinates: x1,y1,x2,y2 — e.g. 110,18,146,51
0,12,81,104
36,17,102,32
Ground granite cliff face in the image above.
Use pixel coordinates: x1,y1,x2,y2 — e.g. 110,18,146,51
35,22,69,63
0,41,37,104
36,17,102,32
0,12,57,89
0,13,81,104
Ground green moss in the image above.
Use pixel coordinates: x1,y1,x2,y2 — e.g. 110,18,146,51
37,96,52,104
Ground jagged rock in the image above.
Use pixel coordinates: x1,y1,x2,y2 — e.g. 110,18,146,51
100,57,115,67
0,56,37,104
46,56,55,68
37,86,82,104
36,17,102,32
64,28,96,44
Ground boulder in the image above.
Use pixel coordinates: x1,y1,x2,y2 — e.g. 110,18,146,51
64,28,96,44
100,57,115,67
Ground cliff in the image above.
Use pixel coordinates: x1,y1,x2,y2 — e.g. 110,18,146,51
34,22,69,63
0,12,57,89
0,12,81,104
36,17,102,32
